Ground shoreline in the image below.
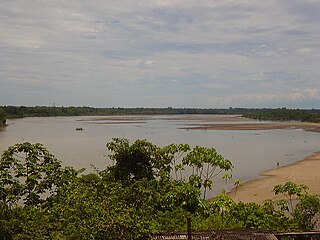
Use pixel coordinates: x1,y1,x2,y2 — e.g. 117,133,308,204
228,151,320,203
181,121,320,133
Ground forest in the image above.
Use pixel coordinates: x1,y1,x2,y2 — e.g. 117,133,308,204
0,106,255,118
1,106,319,123
243,108,320,123
0,139,319,239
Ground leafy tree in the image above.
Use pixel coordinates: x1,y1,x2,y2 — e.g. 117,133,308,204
183,146,233,199
3,141,320,238
106,138,233,199
106,138,159,182
192,195,289,232
293,193,320,231
273,181,320,231
0,142,66,206
233,179,242,196
159,143,190,181
207,193,236,228
46,177,152,240
228,200,289,231
273,181,308,214
222,173,232,192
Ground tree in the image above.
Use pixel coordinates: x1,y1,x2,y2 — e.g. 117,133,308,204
229,200,289,231
105,139,203,214
183,146,233,199
106,138,159,182
0,142,65,206
273,181,308,214
233,179,242,196
160,143,190,181
3,141,320,238
106,139,233,199
293,193,320,231
273,181,320,231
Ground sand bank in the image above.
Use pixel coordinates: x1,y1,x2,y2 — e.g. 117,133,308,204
182,121,320,133
228,151,320,203
79,114,246,122
81,115,320,132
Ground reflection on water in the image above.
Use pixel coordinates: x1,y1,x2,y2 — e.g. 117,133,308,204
1,115,319,197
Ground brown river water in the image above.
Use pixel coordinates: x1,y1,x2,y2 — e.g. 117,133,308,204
1,115,319,197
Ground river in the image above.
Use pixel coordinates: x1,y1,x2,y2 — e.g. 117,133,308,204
1,115,319,196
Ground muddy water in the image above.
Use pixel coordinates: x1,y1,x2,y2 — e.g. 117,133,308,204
1,115,319,196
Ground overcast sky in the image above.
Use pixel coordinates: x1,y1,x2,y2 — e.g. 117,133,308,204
0,1,319,108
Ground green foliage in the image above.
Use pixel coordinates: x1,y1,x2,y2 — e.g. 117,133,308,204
0,142,67,206
273,181,308,214
107,138,233,200
106,138,158,182
183,146,233,199
160,143,190,181
1,141,320,239
243,108,320,123
3,106,319,122
157,181,201,213
293,193,320,231
0,108,6,127
1,105,279,118
192,194,289,232
228,201,289,231
40,178,152,240
273,181,308,197
273,181,320,231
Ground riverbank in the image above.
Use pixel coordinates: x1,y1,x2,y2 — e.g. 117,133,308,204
182,121,320,133
228,151,320,203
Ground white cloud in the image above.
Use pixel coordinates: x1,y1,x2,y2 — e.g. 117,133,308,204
297,48,312,54
0,0,319,108
289,88,320,101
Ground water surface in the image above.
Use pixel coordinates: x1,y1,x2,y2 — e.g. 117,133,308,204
1,115,319,196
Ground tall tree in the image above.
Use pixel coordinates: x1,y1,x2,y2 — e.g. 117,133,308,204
183,146,233,199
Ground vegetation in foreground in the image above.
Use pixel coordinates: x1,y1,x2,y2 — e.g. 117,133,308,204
0,139,319,239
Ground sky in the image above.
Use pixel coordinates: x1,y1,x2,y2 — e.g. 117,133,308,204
0,0,319,108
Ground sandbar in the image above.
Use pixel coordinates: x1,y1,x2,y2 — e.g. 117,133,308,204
182,122,320,133
228,151,320,203
79,114,246,122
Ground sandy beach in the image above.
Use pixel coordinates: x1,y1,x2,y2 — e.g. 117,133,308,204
228,151,320,203
180,117,320,203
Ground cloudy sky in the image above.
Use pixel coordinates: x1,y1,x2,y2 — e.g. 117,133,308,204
0,0,319,108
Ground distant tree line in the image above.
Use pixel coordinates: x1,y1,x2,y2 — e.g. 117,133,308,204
243,108,320,123
1,106,319,123
0,108,6,127
0,106,257,118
